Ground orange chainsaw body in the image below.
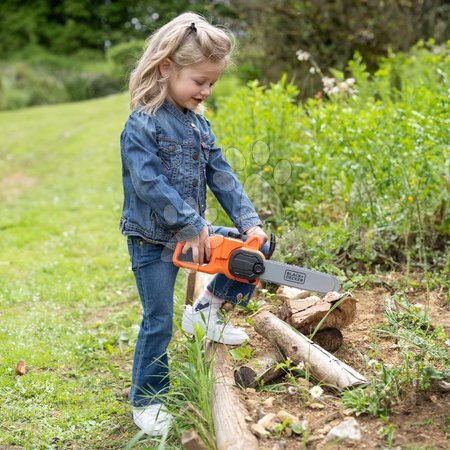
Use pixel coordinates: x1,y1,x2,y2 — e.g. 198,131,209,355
172,234,265,285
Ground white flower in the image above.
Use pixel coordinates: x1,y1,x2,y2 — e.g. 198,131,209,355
346,77,356,86
287,386,298,396
322,77,336,88
301,419,309,429
309,385,323,398
329,86,340,95
339,81,349,92
309,67,316,74
296,49,311,61
367,359,378,368
296,361,305,371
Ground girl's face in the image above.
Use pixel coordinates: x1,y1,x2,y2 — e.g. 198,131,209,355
162,60,225,112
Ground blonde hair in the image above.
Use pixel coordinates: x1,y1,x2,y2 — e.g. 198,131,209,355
129,12,234,115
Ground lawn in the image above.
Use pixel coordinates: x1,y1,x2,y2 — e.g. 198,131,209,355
0,94,189,448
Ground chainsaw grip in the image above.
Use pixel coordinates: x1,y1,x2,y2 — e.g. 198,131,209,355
173,235,225,272
173,241,199,270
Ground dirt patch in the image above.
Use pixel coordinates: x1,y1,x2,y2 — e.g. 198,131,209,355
228,284,449,449
0,172,37,202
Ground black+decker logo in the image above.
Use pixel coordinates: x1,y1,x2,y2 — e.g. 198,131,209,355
284,269,306,285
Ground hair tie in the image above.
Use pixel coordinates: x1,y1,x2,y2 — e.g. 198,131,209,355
188,23,197,33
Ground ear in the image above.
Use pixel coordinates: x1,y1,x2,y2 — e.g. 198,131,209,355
159,58,173,78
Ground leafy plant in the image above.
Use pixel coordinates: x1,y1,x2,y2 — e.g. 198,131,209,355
229,344,254,362
209,42,449,275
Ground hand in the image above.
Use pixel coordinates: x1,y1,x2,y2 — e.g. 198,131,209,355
182,225,210,265
245,225,268,246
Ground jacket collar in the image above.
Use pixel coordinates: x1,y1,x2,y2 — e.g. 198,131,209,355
162,99,195,125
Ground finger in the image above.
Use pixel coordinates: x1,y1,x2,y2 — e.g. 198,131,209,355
192,246,199,264
198,242,204,265
182,242,190,255
205,236,211,261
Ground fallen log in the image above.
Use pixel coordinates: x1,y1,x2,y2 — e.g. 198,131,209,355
185,271,259,449
234,349,285,389
206,342,260,450
253,311,367,390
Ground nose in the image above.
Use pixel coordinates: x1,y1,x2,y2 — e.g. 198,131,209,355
200,85,211,97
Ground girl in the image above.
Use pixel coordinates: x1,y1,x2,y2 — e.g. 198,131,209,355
120,12,268,436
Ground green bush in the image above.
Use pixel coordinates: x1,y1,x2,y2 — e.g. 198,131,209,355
220,0,450,97
107,41,145,86
0,51,123,110
209,42,449,272
0,62,69,109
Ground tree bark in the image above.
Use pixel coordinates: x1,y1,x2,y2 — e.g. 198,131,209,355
206,342,260,450
279,291,357,334
253,311,367,390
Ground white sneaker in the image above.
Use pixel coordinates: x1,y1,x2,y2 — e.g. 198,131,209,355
133,404,172,436
182,304,249,345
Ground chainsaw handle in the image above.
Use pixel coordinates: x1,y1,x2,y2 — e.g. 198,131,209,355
173,234,226,273
173,234,264,280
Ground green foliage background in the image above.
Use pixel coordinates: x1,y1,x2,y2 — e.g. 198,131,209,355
1,0,449,109
0,0,210,57
210,42,449,274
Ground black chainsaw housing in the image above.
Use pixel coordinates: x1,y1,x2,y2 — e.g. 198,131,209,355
229,249,265,283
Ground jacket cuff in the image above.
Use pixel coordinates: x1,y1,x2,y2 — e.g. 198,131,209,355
173,214,208,242
234,213,263,234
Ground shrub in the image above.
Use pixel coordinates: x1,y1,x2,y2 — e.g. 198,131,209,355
107,41,146,86
0,51,123,110
208,42,449,272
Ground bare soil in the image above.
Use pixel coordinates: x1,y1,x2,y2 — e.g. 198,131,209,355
0,172,37,202
230,283,449,449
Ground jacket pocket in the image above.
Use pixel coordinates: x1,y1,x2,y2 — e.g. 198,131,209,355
157,139,183,170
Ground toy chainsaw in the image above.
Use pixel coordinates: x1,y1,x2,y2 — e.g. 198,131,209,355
173,233,340,294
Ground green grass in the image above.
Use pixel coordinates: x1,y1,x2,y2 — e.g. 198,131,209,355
0,94,189,448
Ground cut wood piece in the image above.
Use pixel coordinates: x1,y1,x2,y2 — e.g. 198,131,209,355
234,349,285,388
185,271,197,305
184,271,214,304
206,342,260,450
253,311,367,390
311,328,344,353
279,292,357,334
181,429,208,450
276,285,310,300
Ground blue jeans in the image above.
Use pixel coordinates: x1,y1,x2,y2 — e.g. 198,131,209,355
127,226,269,407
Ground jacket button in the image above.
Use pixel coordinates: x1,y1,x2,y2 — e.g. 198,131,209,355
192,153,199,160
192,179,199,187
168,144,176,152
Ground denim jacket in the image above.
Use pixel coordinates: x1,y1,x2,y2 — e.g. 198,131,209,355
119,100,262,247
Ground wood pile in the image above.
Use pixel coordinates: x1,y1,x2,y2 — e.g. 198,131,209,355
183,271,367,449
